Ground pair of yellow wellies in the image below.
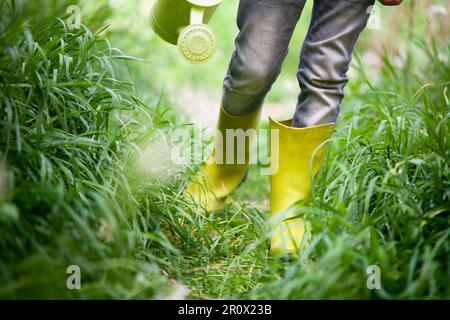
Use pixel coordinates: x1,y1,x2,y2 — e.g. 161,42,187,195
184,106,334,256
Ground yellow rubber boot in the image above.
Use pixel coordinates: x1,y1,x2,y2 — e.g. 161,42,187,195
269,118,334,256
184,106,261,212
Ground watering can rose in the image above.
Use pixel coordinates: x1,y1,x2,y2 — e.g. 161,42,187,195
150,0,223,64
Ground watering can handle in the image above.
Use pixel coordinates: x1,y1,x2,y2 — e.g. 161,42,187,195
190,6,205,25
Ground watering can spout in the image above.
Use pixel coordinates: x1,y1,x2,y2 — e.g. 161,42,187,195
150,0,223,64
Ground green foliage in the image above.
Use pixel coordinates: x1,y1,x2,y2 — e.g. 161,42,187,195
253,56,450,299
0,0,172,298
0,0,448,300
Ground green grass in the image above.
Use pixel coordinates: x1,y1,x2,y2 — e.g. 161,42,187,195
0,0,449,299
0,0,174,298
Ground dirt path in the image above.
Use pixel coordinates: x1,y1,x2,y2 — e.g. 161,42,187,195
171,86,297,128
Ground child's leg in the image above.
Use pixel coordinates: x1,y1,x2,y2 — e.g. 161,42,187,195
293,0,375,128
222,0,307,116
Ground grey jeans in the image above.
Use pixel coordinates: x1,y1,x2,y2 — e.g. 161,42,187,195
222,0,375,127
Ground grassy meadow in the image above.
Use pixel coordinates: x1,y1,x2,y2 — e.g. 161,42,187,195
0,0,449,299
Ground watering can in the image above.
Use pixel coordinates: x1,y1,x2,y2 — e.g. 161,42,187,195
150,0,223,64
